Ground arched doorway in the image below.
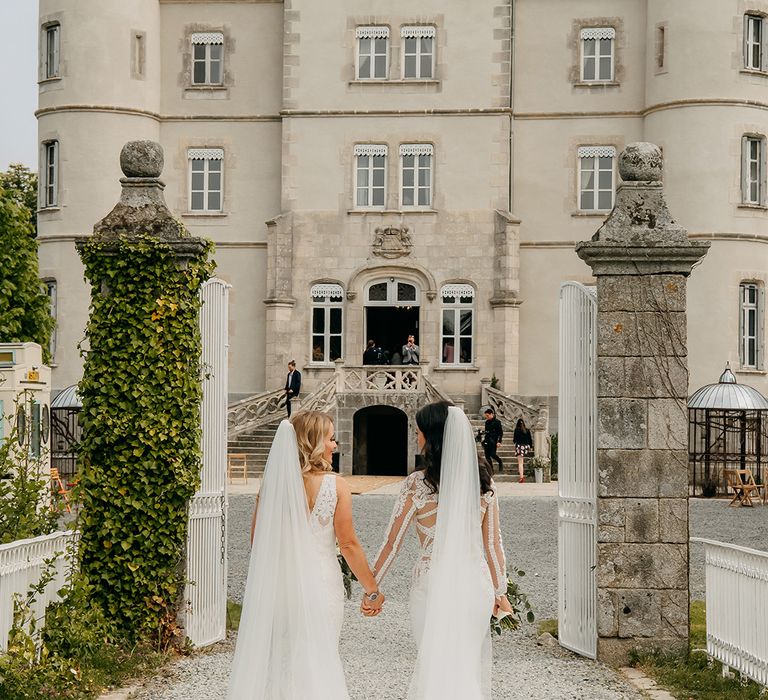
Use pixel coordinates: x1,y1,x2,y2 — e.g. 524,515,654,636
364,279,419,364
353,405,408,475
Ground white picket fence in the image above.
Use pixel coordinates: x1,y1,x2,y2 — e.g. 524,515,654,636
0,530,77,652
692,537,768,688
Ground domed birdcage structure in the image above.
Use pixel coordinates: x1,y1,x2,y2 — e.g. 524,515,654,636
688,364,768,496
50,384,82,480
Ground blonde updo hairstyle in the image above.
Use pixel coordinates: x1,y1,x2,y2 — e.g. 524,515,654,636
291,410,334,473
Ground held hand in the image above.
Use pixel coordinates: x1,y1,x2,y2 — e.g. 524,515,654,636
494,595,513,617
360,591,385,617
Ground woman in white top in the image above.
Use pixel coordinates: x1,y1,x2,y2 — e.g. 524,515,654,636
372,401,512,700
228,411,384,700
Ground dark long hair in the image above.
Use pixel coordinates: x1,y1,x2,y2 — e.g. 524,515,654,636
416,401,493,495
515,418,529,433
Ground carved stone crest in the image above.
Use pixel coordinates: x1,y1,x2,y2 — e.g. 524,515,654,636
372,226,412,258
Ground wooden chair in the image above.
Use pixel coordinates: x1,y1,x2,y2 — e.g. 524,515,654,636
724,469,761,507
50,467,71,513
228,453,248,484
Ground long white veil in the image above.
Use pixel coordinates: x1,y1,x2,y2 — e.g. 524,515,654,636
227,420,350,700
408,406,494,700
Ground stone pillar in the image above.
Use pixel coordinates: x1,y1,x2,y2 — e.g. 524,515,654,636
490,210,522,393
576,143,709,665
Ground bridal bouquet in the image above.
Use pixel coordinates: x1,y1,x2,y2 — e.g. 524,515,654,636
337,549,357,599
490,566,535,636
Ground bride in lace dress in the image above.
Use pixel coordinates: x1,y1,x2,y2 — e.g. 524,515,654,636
372,402,513,699
228,411,384,700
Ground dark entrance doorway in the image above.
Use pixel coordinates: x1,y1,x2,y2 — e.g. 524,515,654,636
353,406,408,475
365,306,419,364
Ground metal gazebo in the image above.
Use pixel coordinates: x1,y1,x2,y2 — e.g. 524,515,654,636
50,384,82,480
688,365,768,496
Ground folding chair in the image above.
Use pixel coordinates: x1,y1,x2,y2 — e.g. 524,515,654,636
50,467,72,513
228,453,248,484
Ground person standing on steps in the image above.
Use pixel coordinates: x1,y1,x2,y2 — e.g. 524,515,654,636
284,360,301,417
481,407,504,474
513,417,533,483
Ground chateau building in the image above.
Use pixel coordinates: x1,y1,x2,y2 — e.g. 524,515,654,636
36,0,768,457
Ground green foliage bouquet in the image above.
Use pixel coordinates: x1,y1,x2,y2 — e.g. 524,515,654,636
490,566,535,636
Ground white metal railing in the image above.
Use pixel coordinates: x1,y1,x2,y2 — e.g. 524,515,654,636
691,537,768,688
0,530,77,651
558,281,598,659
337,365,422,393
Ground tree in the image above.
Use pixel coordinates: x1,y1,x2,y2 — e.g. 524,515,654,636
0,185,54,361
0,164,38,235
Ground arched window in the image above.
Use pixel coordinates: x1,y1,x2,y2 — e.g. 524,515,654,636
440,283,474,365
310,283,344,363
365,279,420,306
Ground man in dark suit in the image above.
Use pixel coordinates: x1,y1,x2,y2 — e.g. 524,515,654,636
285,360,301,417
481,407,504,473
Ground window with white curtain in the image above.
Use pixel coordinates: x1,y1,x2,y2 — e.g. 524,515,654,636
355,145,387,208
188,148,224,212
580,27,615,82
357,26,389,79
578,146,615,212
440,284,474,365
740,282,763,369
41,140,59,208
400,144,433,208
191,32,224,85
742,135,766,205
745,15,766,71
401,26,435,79
311,284,344,363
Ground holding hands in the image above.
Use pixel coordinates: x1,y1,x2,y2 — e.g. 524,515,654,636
360,589,385,617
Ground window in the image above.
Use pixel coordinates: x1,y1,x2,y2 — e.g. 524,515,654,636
365,279,419,305
132,31,146,79
310,284,344,363
191,32,224,85
740,282,763,369
742,136,765,205
45,280,57,359
440,284,474,365
655,25,666,71
578,146,615,212
580,27,615,82
357,26,389,79
745,14,765,71
188,148,224,212
402,26,435,79
354,145,387,208
44,23,60,79
41,140,58,208
400,144,433,208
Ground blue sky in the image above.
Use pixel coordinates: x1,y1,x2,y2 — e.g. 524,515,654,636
0,2,38,170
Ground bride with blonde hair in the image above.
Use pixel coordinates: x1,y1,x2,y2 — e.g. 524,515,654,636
228,410,384,699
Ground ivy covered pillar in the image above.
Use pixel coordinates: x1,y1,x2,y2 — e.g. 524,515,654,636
76,141,212,641
576,143,709,665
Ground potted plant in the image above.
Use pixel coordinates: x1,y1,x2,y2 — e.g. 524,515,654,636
530,456,550,484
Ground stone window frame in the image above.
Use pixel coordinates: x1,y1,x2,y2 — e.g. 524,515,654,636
570,19,624,88
353,144,388,210
739,280,765,370
186,148,225,215
741,133,767,206
41,21,61,81
439,282,476,367
309,282,345,366
355,26,390,80
131,29,147,80
576,145,617,213
181,26,233,97
40,139,59,210
654,22,668,75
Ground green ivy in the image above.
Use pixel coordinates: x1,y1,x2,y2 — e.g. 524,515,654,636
77,233,213,643
0,185,54,361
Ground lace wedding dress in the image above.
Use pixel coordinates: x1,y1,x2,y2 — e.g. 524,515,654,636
373,407,507,700
228,422,349,700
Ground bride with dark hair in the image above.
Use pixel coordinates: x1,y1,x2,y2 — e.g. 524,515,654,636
371,401,512,699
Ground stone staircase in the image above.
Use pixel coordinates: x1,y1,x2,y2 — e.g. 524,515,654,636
467,416,536,481
227,418,282,478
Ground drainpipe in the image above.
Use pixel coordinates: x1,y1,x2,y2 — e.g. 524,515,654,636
508,0,515,213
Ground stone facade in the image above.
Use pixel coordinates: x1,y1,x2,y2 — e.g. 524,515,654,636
577,143,709,665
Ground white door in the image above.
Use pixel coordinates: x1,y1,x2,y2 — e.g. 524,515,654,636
185,278,229,647
558,282,598,658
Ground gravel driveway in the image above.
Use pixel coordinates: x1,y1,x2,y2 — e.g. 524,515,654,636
128,493,766,700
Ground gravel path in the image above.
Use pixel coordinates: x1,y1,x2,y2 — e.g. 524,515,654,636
128,494,766,700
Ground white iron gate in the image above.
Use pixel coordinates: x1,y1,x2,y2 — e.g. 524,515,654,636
558,281,598,658
185,277,230,647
